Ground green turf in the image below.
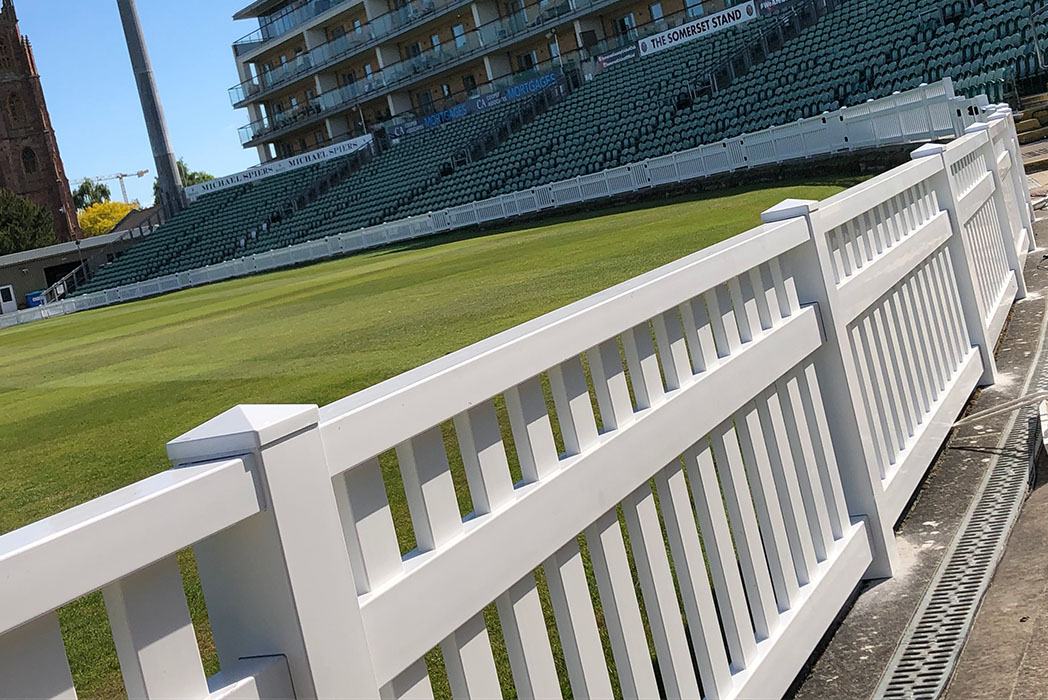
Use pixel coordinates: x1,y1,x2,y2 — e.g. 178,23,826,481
0,180,852,698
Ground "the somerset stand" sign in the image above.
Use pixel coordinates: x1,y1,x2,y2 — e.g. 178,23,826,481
638,1,757,56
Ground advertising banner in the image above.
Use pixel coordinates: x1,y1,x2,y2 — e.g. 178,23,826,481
185,135,373,201
389,70,563,139
638,1,757,56
597,44,639,69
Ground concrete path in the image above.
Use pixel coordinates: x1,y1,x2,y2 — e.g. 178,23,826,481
792,218,1048,698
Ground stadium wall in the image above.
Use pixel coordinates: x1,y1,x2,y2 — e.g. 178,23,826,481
0,80,994,329
0,104,1034,698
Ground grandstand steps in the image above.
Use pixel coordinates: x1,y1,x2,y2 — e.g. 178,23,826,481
1015,118,1042,133
1020,93,1048,110
1018,126,1048,144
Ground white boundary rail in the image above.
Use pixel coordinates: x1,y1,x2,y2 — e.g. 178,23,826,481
0,99,1034,698
0,80,994,330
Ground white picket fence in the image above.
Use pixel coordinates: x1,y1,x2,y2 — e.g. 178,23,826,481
0,102,1034,698
0,79,992,331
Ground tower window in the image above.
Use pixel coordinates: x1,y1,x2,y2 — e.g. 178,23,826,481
21,147,37,174
7,93,25,126
0,39,11,70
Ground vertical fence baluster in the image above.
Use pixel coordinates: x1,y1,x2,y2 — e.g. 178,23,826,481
455,402,561,700
103,555,209,699
685,438,758,669
334,457,435,699
507,376,615,699
653,457,734,700
0,613,76,700
735,402,802,608
397,429,502,700
710,420,780,639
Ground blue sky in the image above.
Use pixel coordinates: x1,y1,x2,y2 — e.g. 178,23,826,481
23,0,258,207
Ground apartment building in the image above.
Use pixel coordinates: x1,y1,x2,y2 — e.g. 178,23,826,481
231,0,735,161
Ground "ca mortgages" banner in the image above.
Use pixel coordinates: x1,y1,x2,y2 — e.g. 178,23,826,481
638,1,757,56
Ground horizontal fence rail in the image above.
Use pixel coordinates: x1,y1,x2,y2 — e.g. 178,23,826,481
0,94,1033,699
0,80,1003,331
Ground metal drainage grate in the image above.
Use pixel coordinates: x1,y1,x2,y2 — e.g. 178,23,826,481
876,325,1048,699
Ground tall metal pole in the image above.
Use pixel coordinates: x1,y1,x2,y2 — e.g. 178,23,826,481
116,0,185,219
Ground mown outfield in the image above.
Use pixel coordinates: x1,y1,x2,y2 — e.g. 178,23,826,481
0,180,854,698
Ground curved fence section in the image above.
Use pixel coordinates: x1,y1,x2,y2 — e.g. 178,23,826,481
0,104,1034,699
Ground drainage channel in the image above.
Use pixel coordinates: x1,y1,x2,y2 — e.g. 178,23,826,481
875,296,1048,700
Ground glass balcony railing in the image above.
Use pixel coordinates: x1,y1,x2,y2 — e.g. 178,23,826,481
237,0,592,143
233,0,359,54
230,0,482,106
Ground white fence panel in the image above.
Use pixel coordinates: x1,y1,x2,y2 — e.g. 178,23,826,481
606,165,636,194
551,177,583,204
646,155,679,185
579,171,611,200
314,217,872,700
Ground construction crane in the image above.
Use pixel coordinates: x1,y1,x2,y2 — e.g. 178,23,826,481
70,170,150,204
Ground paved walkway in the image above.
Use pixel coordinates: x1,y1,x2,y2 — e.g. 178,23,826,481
792,218,1048,698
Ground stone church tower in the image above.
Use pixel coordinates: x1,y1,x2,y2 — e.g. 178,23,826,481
0,0,78,241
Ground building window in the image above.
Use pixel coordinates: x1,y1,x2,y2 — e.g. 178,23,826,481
21,147,36,174
417,91,434,115
441,83,452,97
462,73,477,94
315,129,327,145
614,13,637,37
649,1,663,20
453,24,466,48
685,0,704,17
330,25,346,40
516,51,537,72
7,93,25,126
548,41,560,60
406,41,423,58
0,39,10,70
342,70,357,86
353,18,362,33
364,64,373,78
431,33,441,50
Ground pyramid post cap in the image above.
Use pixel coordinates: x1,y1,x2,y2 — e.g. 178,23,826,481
761,198,819,223
167,404,320,464
911,142,946,159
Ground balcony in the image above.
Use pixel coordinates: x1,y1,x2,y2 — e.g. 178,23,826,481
230,0,475,107
237,0,596,146
233,0,359,56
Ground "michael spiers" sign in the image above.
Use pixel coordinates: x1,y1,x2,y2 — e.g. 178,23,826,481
638,1,757,56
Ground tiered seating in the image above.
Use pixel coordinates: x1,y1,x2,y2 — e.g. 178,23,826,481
404,17,782,214
245,98,525,251
76,0,1044,295
76,156,355,294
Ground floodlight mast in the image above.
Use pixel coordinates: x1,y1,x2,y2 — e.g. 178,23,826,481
115,0,185,220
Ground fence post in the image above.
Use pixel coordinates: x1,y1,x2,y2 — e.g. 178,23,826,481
966,120,1028,299
911,142,999,385
166,404,380,699
993,104,1036,246
761,199,900,579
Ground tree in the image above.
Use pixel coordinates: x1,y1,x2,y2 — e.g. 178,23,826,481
0,187,55,256
71,180,111,211
153,158,214,202
78,200,138,237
